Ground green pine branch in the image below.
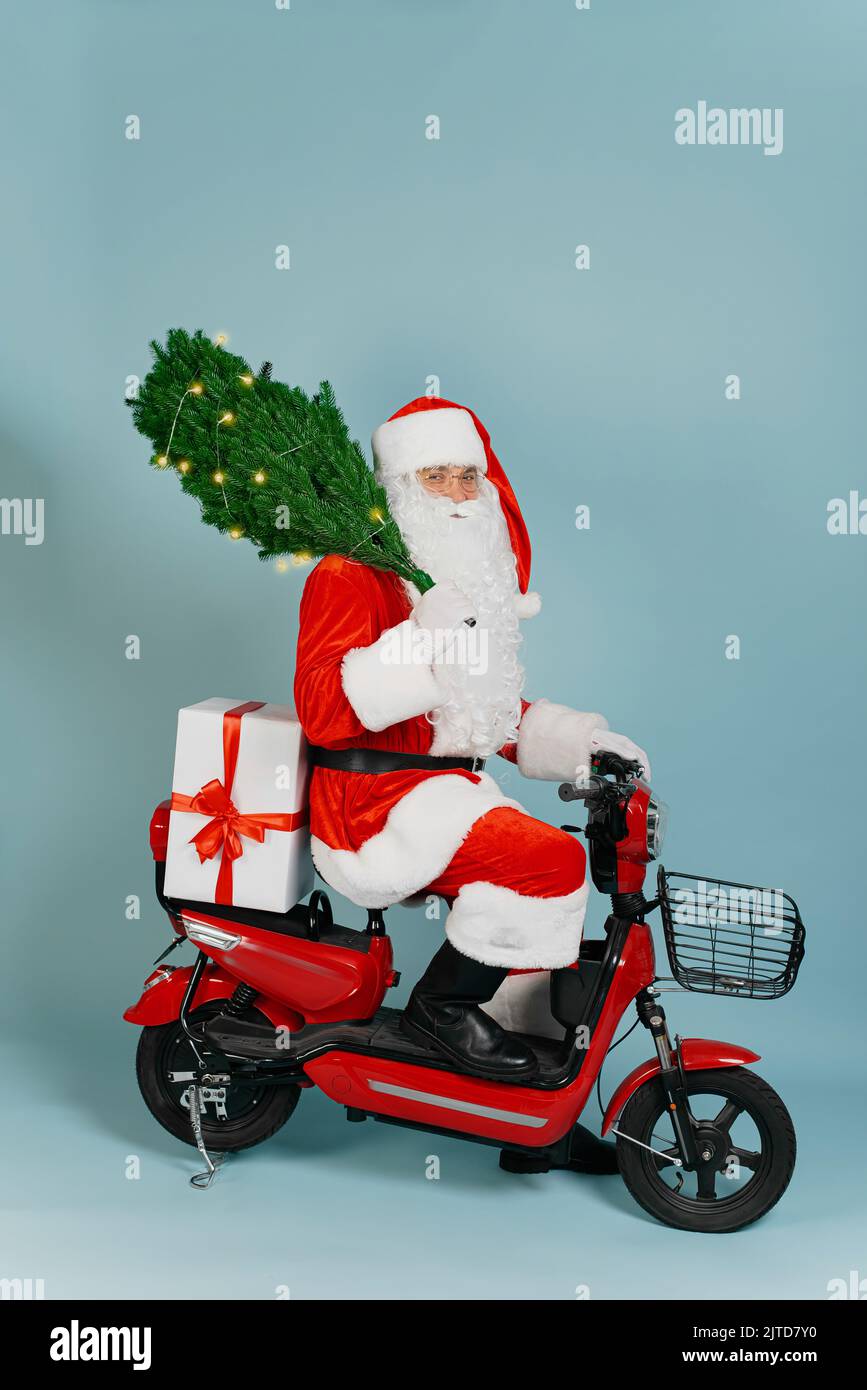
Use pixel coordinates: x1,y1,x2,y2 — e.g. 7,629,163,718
129,329,432,590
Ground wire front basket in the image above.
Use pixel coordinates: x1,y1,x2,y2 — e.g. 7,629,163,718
657,867,805,1000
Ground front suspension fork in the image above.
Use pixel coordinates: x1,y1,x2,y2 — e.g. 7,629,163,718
635,988,699,1169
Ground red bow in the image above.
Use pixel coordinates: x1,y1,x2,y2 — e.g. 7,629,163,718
170,701,307,905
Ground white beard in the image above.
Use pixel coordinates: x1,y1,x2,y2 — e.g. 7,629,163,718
385,475,525,758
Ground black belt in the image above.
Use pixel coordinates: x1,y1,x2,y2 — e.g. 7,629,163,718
308,745,485,775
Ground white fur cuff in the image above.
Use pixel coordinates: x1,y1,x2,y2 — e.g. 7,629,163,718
516,699,608,782
341,620,443,733
445,880,589,970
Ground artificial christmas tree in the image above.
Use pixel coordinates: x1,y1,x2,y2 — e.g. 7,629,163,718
129,329,434,590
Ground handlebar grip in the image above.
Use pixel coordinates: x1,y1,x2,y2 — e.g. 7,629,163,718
559,782,586,802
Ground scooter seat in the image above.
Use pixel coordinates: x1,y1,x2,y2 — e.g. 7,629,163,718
180,897,369,953
157,861,370,953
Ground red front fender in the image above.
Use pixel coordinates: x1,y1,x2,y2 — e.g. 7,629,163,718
601,1038,761,1136
122,963,303,1032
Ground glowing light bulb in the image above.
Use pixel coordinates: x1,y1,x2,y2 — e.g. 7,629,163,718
276,558,289,573
178,460,191,474
189,382,204,395
253,470,266,484
369,508,384,523
239,374,254,387
229,527,243,540
213,470,225,485
292,552,311,566
218,412,235,425
214,333,228,346
156,455,169,468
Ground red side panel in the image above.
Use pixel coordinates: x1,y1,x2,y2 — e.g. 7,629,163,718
600,1038,762,1135
303,921,659,1149
304,1051,577,1147
177,911,393,1023
122,963,303,1031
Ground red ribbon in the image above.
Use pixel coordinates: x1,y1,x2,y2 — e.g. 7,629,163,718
170,701,308,905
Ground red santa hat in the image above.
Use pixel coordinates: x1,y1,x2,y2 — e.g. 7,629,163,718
372,396,542,618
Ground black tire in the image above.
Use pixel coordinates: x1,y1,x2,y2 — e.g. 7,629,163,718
615,1067,796,1233
135,1003,300,1153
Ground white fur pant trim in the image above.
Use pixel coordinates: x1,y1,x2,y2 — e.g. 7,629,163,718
311,771,524,909
445,879,589,971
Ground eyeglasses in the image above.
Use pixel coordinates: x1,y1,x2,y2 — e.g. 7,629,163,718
418,466,480,494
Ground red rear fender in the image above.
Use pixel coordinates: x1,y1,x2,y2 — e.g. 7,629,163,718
122,962,303,1031
601,1038,761,1136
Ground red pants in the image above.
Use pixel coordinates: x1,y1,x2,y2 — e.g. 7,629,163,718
426,807,586,902
424,808,589,973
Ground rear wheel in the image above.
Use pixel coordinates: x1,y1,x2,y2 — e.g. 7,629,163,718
615,1067,795,1233
135,1003,300,1152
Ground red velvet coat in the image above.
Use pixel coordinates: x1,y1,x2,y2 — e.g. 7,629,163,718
293,556,533,907
294,555,605,911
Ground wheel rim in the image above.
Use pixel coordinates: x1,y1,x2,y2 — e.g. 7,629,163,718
154,1006,277,1130
636,1080,773,1215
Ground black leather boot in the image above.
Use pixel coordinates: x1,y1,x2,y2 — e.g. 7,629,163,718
400,941,538,1080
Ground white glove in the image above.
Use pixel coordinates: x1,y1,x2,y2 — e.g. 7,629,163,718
590,728,652,782
412,581,477,660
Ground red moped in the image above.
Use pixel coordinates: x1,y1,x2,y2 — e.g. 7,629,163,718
125,751,805,1232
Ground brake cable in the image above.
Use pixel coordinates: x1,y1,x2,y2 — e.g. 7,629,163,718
596,1018,685,1168
595,1017,641,1117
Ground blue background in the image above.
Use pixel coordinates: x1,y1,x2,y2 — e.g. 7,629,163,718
2,0,865,1299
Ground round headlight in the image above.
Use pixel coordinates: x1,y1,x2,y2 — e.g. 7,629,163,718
646,797,669,860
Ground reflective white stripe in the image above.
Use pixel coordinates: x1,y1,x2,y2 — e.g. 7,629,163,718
367,1079,548,1128
182,918,242,951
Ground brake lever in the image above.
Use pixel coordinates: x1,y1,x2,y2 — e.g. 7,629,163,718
592,752,641,780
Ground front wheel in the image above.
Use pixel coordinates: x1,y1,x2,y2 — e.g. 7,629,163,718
615,1067,796,1233
136,1003,300,1153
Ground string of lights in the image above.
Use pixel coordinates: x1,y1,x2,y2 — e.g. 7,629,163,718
128,327,433,589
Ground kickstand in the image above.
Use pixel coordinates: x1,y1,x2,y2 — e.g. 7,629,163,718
187,1085,224,1190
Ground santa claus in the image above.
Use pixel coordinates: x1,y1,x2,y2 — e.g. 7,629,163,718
294,396,649,1081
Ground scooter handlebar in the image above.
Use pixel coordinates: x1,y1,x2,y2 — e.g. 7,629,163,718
559,781,594,802
559,753,646,803
591,750,644,781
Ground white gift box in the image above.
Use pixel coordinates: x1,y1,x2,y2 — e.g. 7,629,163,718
164,697,313,913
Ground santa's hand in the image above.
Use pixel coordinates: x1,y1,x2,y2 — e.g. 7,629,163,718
589,728,651,782
412,581,477,659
